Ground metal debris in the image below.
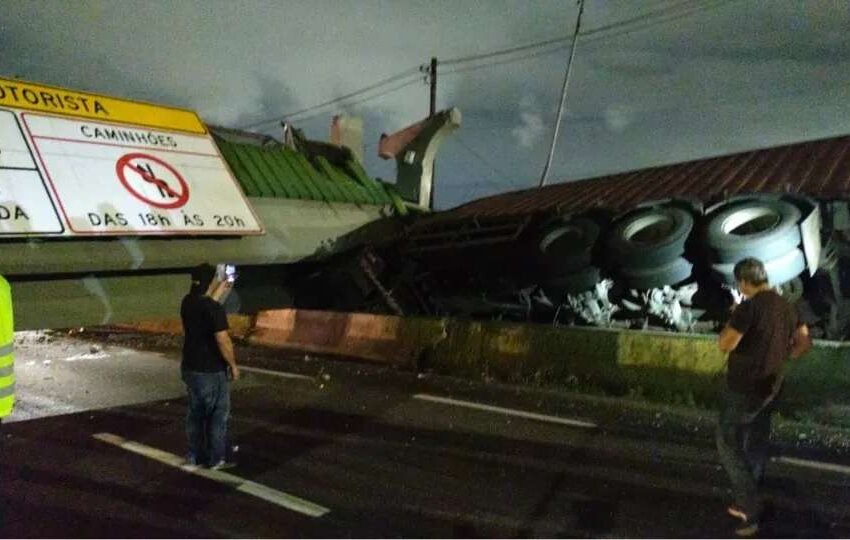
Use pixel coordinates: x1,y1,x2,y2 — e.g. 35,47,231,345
565,279,619,326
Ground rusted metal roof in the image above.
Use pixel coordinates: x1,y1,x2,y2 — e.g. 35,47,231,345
420,134,850,228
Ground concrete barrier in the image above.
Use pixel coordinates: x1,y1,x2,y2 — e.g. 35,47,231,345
245,310,850,418
118,308,850,423
249,309,420,365
114,314,254,340
425,322,723,406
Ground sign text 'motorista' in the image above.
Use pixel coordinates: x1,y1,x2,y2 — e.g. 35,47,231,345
0,77,206,134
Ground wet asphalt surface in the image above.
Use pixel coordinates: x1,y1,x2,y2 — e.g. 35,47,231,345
0,331,849,538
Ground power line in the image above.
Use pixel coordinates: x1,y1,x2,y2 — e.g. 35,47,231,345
438,0,733,75
435,0,734,79
440,135,536,205
278,77,423,126
439,43,569,77
441,35,572,67
238,66,422,131
455,134,518,186
583,0,710,38
582,0,737,44
235,0,737,133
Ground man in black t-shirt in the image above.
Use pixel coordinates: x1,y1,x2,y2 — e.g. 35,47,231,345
717,258,811,536
180,264,240,470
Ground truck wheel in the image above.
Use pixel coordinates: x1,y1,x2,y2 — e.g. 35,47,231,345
620,256,693,290
539,217,599,275
706,198,801,263
711,248,806,286
607,206,693,268
542,266,601,301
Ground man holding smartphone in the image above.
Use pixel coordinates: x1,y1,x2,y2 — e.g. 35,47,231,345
180,263,240,470
717,258,811,536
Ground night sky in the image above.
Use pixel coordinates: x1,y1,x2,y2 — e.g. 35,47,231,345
2,0,848,209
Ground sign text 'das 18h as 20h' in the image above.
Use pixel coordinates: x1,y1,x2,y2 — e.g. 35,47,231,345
21,113,263,235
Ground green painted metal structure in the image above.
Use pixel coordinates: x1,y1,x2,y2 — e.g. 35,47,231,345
214,135,407,212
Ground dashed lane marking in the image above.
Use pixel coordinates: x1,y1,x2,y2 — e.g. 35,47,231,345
93,433,329,517
239,366,315,381
775,456,850,476
413,393,597,429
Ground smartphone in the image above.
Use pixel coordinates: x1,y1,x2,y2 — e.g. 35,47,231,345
216,263,238,283
225,264,237,283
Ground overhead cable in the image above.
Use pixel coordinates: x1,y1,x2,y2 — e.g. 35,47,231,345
439,0,734,74
441,35,572,67
237,0,737,132
238,67,421,130
439,44,569,77
455,134,518,185
278,77,423,126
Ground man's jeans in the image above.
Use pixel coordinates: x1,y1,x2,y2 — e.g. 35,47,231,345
716,388,776,521
182,370,230,465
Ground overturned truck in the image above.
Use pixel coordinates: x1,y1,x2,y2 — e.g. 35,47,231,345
297,133,850,340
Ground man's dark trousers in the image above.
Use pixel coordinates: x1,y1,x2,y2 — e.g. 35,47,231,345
716,388,776,520
182,369,230,465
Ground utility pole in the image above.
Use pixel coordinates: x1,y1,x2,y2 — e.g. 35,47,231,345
429,57,437,117
539,0,584,188
428,57,438,209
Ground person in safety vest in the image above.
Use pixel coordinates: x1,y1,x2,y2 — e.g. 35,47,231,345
0,276,14,423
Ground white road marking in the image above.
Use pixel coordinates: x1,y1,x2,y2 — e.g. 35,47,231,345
93,433,329,517
775,456,850,476
239,366,315,381
413,394,597,429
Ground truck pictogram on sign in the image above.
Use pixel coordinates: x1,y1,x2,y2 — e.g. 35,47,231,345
116,153,189,209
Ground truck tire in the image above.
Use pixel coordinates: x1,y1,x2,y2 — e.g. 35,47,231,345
542,266,601,301
711,247,806,286
706,198,802,263
538,218,599,275
607,206,694,268
620,256,693,290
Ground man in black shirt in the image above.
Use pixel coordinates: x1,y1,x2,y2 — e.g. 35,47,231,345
181,264,240,469
717,258,811,536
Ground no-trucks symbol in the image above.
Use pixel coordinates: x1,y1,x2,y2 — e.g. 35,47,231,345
115,152,189,209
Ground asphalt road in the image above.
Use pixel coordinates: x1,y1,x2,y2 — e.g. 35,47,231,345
1,331,848,538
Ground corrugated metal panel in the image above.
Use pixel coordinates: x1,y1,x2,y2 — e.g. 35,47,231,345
420,135,850,228
214,135,396,206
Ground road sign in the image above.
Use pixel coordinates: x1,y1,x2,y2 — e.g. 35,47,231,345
0,76,263,237
0,76,206,134
20,112,263,235
0,109,64,235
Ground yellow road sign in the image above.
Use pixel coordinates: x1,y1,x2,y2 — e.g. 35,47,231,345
0,76,206,134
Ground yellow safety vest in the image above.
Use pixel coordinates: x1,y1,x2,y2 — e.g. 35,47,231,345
0,276,14,418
